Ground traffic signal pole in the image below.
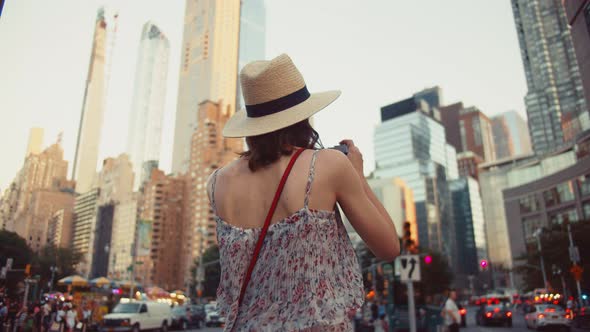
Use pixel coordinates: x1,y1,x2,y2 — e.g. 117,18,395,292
567,224,583,308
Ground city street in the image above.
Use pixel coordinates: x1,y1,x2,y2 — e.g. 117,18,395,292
187,328,222,332
461,306,582,332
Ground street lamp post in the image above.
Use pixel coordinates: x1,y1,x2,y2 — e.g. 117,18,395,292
552,265,567,298
533,228,548,289
49,266,58,292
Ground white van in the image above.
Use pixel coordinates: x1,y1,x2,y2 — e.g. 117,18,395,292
102,301,172,332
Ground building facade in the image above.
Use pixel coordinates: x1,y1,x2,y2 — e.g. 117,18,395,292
449,177,488,276
136,169,187,290
236,0,266,109
0,138,71,239
127,22,170,190
511,0,589,155
72,7,118,193
186,100,243,281
72,188,100,277
374,97,459,268
47,209,74,249
439,104,496,162
366,177,417,246
25,128,44,158
565,1,590,115
492,111,533,159
172,0,241,173
108,194,138,280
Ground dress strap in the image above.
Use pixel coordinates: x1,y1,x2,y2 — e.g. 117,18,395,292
304,150,320,209
209,168,221,214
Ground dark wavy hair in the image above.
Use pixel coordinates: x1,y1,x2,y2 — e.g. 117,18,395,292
240,119,322,171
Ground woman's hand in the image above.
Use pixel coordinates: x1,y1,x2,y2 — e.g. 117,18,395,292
340,139,364,177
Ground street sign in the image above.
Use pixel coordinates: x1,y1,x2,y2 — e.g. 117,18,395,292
399,255,421,282
571,265,583,282
196,266,205,282
394,258,401,277
569,246,580,263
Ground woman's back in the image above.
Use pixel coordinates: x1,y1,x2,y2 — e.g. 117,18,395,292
210,149,364,331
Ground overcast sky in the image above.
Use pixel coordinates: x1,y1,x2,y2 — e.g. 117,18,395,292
0,0,527,190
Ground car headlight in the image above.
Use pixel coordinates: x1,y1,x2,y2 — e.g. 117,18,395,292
121,319,131,326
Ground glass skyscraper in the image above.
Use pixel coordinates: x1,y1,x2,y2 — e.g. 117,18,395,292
449,177,488,276
374,97,459,268
127,22,170,190
511,0,589,155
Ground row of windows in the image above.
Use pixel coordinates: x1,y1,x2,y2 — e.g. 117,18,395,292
519,177,590,214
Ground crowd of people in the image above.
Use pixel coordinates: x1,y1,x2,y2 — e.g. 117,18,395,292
0,297,98,332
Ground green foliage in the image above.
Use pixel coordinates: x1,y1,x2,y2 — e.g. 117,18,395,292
419,249,454,296
0,230,33,269
191,245,220,298
34,244,82,288
515,221,590,293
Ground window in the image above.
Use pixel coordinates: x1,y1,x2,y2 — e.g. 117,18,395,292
519,195,539,214
585,3,590,37
549,208,579,226
543,181,575,207
522,216,542,242
583,202,590,220
472,117,482,146
578,175,590,197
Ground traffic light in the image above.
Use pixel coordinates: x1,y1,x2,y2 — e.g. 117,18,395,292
480,259,488,270
24,264,31,277
402,221,415,253
424,255,433,265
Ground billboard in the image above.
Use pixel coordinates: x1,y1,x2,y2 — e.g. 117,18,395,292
137,219,152,257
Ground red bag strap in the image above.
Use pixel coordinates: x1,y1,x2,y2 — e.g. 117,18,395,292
235,148,305,314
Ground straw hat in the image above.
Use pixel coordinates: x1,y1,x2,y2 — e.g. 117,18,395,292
222,54,340,137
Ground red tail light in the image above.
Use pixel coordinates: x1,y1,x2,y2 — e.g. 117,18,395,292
459,309,466,315
494,307,500,312
565,314,571,319
506,312,512,317
538,314,545,319
485,312,492,318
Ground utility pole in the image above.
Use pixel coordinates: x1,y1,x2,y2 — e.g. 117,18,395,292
567,224,583,308
534,228,548,288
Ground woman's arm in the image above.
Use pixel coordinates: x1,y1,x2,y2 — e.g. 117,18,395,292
329,140,400,261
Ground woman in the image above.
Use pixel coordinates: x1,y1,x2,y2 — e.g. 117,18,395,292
208,54,400,330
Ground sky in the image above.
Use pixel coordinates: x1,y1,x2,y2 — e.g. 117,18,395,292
0,0,527,191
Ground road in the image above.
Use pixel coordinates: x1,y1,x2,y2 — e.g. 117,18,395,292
462,306,581,332
187,327,223,332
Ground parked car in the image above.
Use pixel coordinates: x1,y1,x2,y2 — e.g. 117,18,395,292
573,306,590,328
170,305,205,330
475,303,512,327
205,310,225,328
524,304,571,331
101,301,172,332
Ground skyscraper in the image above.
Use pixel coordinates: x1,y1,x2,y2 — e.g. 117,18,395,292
449,177,488,276
511,0,589,155
375,97,459,268
172,0,241,174
236,0,266,109
72,7,117,194
127,22,170,190
565,1,590,121
439,104,496,162
491,111,533,159
25,128,44,158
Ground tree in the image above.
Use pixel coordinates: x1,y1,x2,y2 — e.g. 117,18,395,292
419,249,454,297
191,245,220,298
515,221,590,293
34,244,82,291
0,230,33,269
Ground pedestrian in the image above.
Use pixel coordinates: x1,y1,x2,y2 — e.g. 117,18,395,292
55,306,65,332
64,306,76,332
15,306,27,332
208,53,401,330
441,289,460,332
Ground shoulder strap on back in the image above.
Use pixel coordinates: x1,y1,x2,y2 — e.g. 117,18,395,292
304,149,320,209
229,148,305,331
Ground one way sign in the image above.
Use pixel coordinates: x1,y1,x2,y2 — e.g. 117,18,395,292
399,255,421,282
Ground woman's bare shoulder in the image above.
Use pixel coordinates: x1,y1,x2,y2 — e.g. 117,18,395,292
314,148,353,173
